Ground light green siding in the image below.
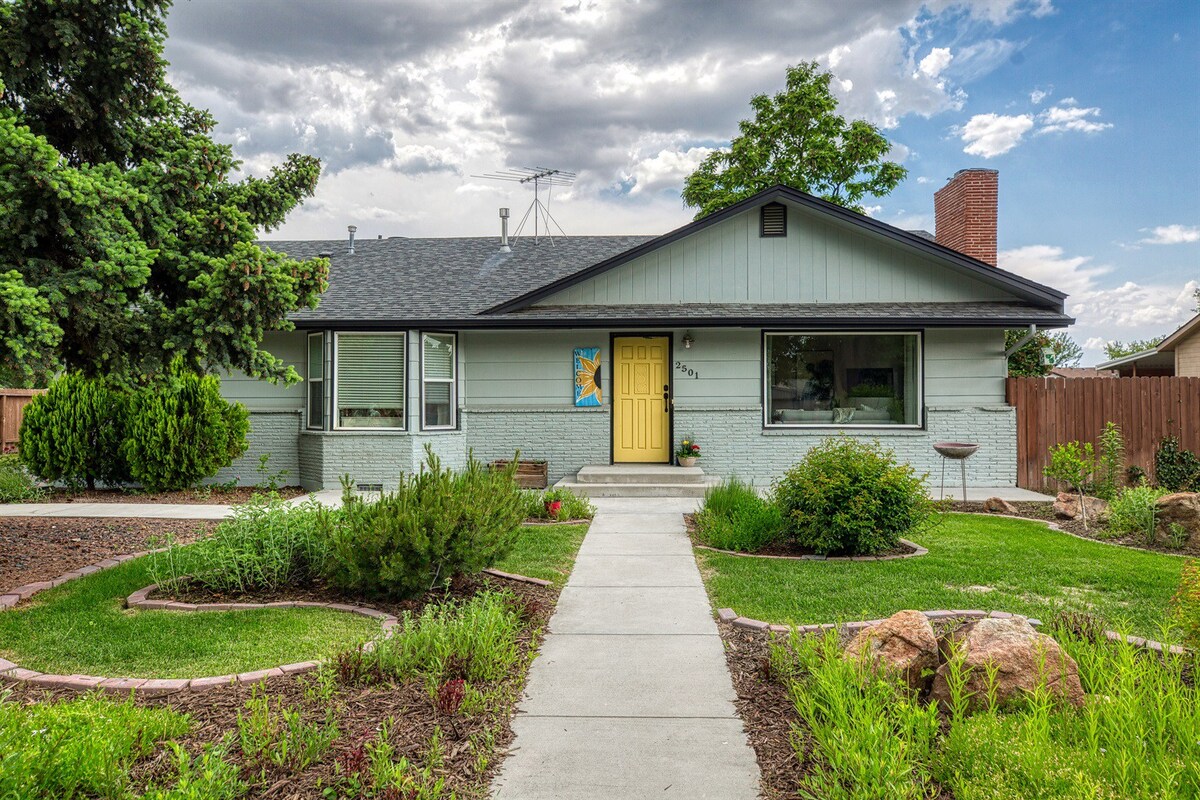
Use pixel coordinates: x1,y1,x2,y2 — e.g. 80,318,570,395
537,204,1016,306
218,331,307,411
461,330,613,407
925,329,1008,406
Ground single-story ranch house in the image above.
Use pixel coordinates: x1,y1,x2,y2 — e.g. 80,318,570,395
215,169,1072,491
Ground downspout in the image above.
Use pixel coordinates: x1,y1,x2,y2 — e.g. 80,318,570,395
1003,324,1038,377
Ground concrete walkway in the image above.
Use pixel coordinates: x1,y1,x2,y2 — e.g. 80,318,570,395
491,497,760,800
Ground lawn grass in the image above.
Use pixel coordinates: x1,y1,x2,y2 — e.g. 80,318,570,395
0,559,378,679
492,523,589,587
698,513,1186,638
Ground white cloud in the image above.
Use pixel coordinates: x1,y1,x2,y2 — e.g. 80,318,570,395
623,146,714,195
1030,87,1051,104
918,47,953,79
1139,224,1200,245
1037,104,1112,135
958,113,1034,157
1000,245,1198,364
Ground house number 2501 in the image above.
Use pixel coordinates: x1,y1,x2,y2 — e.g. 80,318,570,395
674,361,700,379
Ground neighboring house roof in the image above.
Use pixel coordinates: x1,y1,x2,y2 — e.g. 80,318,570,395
274,184,1072,329
1095,347,1176,372
1049,367,1117,379
1157,312,1200,353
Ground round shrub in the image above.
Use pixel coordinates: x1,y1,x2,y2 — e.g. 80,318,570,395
19,372,130,489
774,437,938,556
123,363,249,492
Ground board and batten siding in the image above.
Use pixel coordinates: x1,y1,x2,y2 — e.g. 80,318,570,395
536,203,1017,307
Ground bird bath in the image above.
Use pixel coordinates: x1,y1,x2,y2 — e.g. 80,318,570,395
933,442,979,503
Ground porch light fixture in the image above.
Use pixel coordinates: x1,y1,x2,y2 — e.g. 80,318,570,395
682,332,694,349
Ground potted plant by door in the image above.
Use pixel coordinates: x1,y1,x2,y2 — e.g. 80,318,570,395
676,438,701,468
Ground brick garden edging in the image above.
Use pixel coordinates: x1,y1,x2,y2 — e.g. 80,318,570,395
0,550,554,694
715,607,1189,656
694,537,927,562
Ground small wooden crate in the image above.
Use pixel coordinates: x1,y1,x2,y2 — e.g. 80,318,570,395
489,459,549,489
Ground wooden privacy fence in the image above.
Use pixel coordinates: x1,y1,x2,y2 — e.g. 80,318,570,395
1007,376,1200,491
0,389,44,451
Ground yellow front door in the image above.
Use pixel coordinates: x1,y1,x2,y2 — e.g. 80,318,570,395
613,336,671,463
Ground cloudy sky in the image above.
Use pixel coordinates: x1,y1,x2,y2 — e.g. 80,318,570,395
163,0,1198,365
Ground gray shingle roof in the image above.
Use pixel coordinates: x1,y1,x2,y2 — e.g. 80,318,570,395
274,235,653,323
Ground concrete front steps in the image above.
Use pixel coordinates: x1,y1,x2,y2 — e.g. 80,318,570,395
554,464,721,498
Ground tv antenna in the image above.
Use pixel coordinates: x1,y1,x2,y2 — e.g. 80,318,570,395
470,166,576,244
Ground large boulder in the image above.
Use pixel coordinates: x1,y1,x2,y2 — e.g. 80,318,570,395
1156,492,1200,538
843,610,938,689
1053,492,1108,523
930,617,1084,712
983,497,1018,514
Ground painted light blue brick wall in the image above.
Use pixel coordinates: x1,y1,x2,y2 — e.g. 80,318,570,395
535,204,1017,306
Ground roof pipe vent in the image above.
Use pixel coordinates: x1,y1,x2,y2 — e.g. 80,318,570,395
499,207,511,252
347,224,357,255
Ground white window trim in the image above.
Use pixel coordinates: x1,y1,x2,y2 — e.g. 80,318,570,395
421,331,458,431
306,331,325,431
762,330,924,430
332,330,409,433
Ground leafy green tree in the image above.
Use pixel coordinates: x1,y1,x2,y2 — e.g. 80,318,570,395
0,0,327,386
1103,337,1165,360
682,61,907,218
1005,330,1083,377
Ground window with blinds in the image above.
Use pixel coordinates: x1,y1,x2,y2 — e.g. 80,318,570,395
335,333,406,428
307,332,324,430
422,332,457,429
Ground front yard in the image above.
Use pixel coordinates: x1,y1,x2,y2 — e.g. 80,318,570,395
698,513,1186,639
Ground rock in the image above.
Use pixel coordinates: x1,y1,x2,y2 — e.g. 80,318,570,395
983,497,1018,514
930,617,1084,712
843,610,938,689
1053,492,1109,522
1155,492,1200,538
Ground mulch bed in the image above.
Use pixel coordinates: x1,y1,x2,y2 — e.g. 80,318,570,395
953,501,1198,556
2,573,558,800
35,486,307,505
0,517,213,594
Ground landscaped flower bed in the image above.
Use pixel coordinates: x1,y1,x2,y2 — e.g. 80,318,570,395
720,614,1198,799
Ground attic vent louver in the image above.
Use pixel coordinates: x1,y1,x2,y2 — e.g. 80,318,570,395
760,202,786,237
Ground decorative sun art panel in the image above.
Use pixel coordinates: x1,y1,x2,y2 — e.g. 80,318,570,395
574,347,602,407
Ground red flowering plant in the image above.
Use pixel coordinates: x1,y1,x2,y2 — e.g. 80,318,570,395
675,437,702,460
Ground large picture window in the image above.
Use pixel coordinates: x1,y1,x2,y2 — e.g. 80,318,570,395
335,333,406,429
765,332,921,427
422,332,457,429
307,332,324,430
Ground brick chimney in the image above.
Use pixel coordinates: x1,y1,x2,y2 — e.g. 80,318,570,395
934,168,998,265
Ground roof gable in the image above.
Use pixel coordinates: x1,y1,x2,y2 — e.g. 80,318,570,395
486,185,1067,314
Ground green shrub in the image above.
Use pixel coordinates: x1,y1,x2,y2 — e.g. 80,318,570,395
523,487,595,520
0,690,190,799
694,478,784,552
1107,484,1169,543
1094,421,1126,502
774,437,938,556
148,496,329,594
0,453,44,502
123,362,249,492
1155,435,1200,492
322,450,527,598
18,372,130,489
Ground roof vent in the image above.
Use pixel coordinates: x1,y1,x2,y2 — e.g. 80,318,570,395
347,224,357,255
760,202,787,237
499,207,511,252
